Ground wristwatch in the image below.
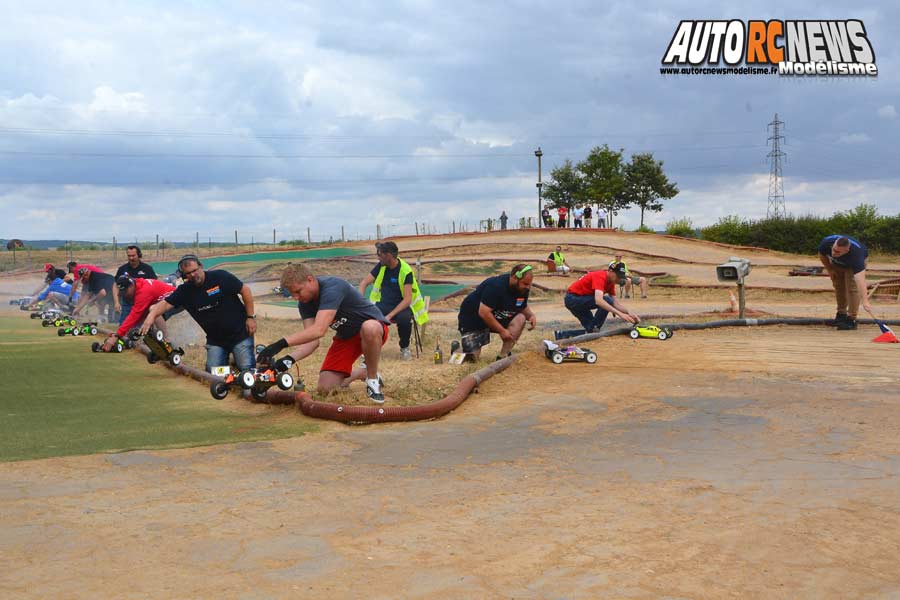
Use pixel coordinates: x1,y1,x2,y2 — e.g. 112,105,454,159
247,314,256,319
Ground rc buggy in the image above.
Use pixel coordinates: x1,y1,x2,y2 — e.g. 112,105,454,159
43,315,77,328
209,348,295,401
58,322,99,337
542,340,598,365
629,324,674,340
136,328,185,367
91,337,131,353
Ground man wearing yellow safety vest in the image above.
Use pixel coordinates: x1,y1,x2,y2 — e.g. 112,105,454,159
547,245,571,275
357,241,429,360
608,253,648,299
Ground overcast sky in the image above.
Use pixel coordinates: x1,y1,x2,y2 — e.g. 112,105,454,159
2,1,898,242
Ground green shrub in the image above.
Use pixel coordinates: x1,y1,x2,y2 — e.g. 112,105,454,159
700,215,752,245
634,225,656,233
665,217,697,238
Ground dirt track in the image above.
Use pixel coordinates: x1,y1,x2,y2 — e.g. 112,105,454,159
2,326,900,598
3,231,900,598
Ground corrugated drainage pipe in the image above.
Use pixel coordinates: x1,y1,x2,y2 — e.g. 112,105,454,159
266,355,517,424
558,317,900,345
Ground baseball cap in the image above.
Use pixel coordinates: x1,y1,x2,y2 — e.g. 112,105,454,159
43,263,54,272
610,263,627,278
116,274,135,291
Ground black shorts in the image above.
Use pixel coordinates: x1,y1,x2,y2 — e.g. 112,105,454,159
460,328,491,353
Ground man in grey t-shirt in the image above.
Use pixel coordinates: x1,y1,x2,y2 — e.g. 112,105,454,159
256,263,391,404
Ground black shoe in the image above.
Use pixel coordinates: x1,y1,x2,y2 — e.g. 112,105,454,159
836,318,857,331
831,312,849,327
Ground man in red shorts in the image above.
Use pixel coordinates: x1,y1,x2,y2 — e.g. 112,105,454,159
256,263,391,404
99,275,175,351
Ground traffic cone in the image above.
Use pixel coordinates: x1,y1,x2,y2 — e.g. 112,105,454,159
872,330,899,343
871,318,898,343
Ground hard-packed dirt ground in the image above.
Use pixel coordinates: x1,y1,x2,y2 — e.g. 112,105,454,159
2,230,900,598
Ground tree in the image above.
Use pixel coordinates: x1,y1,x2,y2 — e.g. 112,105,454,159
622,153,678,229
542,160,583,227
577,145,627,229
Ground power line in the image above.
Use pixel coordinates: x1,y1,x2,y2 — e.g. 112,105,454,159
0,143,767,160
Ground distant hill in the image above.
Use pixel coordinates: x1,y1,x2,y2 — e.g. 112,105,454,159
0,239,106,250
1,239,232,250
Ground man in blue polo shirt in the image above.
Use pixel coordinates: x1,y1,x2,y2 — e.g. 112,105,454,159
818,235,872,330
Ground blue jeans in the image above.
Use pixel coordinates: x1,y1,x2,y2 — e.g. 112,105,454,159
205,336,256,372
564,292,614,331
118,302,133,325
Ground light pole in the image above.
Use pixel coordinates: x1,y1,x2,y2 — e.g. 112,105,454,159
535,147,543,228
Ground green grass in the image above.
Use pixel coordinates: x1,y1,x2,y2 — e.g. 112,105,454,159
430,260,505,275
265,283,466,307
147,246,367,275
0,316,317,462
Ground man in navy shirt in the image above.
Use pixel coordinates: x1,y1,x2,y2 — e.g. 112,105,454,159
457,264,537,359
139,255,257,372
257,263,391,404
818,235,872,330
72,268,116,322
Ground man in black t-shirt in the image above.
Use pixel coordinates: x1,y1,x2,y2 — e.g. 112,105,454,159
72,268,116,322
113,245,158,325
257,263,390,404
140,255,257,372
457,264,537,359
818,235,872,330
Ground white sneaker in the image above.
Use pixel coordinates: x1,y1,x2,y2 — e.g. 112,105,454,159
365,376,385,404
399,347,412,361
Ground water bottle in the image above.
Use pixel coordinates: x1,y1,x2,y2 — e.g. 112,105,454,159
433,342,443,364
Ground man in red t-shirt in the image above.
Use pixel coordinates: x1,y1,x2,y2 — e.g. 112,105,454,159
555,263,640,340
100,275,175,351
556,205,568,228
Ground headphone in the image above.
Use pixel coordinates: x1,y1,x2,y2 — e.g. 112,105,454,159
514,265,533,279
176,254,201,278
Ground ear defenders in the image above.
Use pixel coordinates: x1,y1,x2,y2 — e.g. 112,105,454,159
176,254,201,278
514,265,533,279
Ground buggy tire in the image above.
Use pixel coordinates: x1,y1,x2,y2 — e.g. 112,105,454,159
114,342,124,353
72,327,80,336
58,328,66,336
240,370,256,389
658,331,668,340
251,386,268,402
585,352,598,364
551,351,565,364
92,342,101,352
155,329,165,342
277,372,294,390
89,327,98,336
210,381,229,400
629,329,640,339
147,353,159,364
170,353,182,367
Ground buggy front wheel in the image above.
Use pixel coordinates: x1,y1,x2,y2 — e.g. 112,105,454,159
210,381,229,400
